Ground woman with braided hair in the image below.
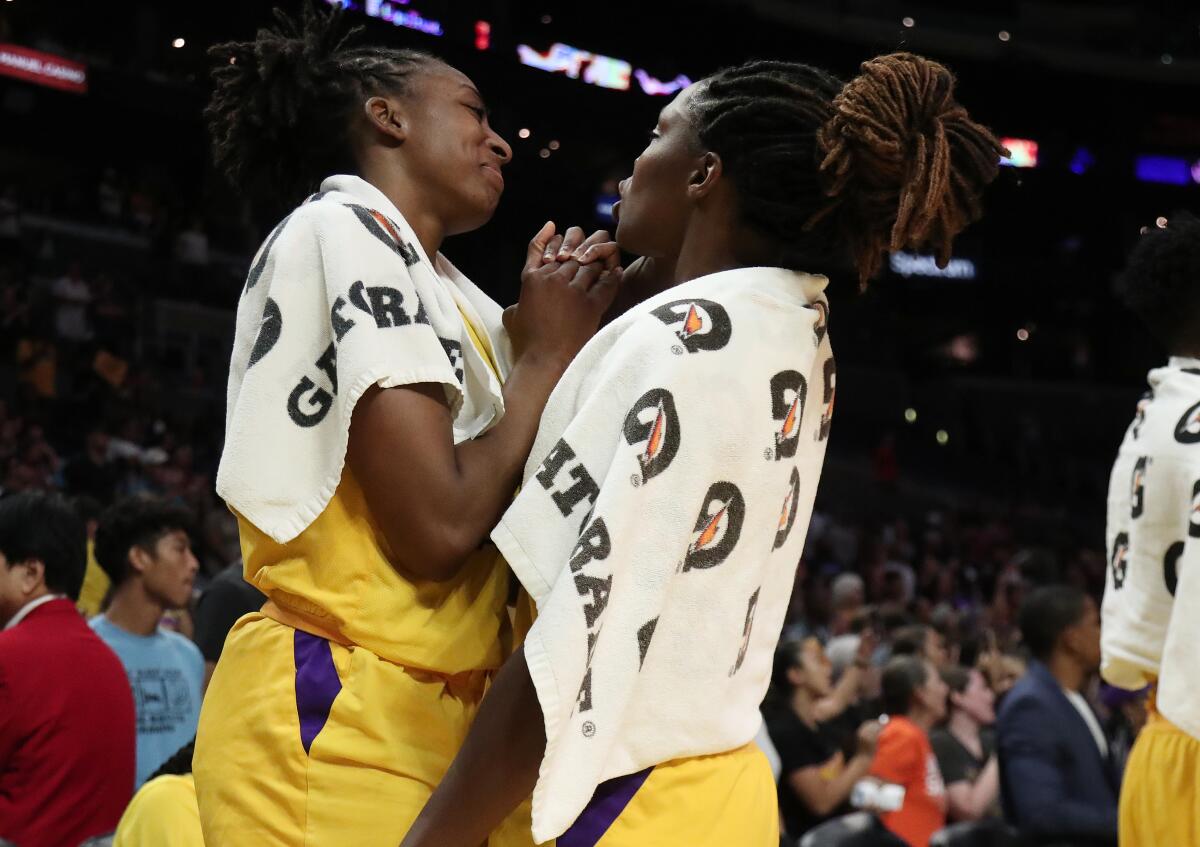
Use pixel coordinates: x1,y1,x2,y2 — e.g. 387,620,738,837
192,5,621,844
403,53,1004,847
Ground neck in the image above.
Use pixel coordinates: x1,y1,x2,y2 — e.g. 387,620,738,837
789,687,819,726
357,161,445,262
948,710,980,744
1046,652,1087,692
3,588,53,627
104,581,164,637
672,197,763,285
906,706,937,733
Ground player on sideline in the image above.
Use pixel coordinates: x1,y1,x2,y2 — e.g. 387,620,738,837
191,6,620,845
1100,212,1200,844
403,54,1004,847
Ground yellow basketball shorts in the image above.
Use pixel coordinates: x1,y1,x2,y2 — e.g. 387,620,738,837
193,614,486,846
491,742,779,847
1120,711,1200,846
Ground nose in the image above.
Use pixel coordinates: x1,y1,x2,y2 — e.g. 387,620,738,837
489,129,512,165
618,177,630,196
186,549,199,575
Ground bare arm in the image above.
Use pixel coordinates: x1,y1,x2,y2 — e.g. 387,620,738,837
349,225,621,582
401,647,545,847
945,755,1000,821
812,665,863,722
787,753,874,818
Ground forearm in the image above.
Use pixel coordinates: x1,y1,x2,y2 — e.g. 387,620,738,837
813,667,861,722
445,354,566,539
402,648,546,847
961,757,1000,819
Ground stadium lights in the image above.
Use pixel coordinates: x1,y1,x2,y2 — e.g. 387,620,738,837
936,430,950,446
1000,138,1037,168
549,140,560,150
172,38,186,49
518,128,531,139
902,17,915,27
998,31,1011,42
1016,328,1030,341
904,408,918,424
1161,54,1174,65
539,148,550,159
1156,217,1169,228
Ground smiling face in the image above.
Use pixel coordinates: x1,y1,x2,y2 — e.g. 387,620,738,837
392,63,513,236
614,82,707,258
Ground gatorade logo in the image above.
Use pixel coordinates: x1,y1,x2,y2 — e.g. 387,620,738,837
649,298,732,353
247,298,282,368
683,481,746,571
729,587,761,677
811,300,829,346
1191,480,1200,539
769,371,807,461
1110,532,1129,590
774,467,801,551
623,389,681,484
1165,541,1183,597
1131,457,1147,519
817,357,836,442
1131,392,1151,440
1175,401,1200,444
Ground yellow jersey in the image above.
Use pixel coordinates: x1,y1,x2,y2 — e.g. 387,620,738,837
235,304,510,675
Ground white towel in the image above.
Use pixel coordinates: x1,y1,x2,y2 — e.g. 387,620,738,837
1101,357,1200,738
492,266,834,842
216,174,509,543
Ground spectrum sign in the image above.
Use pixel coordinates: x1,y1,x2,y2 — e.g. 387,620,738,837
517,42,691,96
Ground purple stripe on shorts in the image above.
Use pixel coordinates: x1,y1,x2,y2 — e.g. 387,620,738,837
293,630,342,754
559,765,654,847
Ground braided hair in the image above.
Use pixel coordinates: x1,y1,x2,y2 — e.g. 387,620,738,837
205,3,438,222
690,54,1006,285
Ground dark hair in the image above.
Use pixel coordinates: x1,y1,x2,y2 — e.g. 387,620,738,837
768,638,806,695
148,739,195,780
940,664,971,696
891,624,929,658
0,492,87,600
690,54,1006,285
93,497,193,586
1018,585,1087,662
205,3,438,221
882,654,929,715
1115,211,1200,351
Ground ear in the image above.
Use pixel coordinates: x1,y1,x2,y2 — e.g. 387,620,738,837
128,545,153,577
686,151,723,201
16,559,45,594
363,95,408,145
786,664,805,688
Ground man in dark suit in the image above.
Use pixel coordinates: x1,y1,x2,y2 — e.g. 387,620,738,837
0,492,136,847
997,585,1119,846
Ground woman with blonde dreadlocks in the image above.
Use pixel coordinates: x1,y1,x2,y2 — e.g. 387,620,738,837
192,6,620,845
403,53,1006,847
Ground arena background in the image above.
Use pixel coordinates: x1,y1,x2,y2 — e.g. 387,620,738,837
2,0,1199,581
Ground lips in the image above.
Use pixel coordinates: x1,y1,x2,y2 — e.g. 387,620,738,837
481,163,504,189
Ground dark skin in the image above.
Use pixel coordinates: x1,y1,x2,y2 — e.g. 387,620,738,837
401,81,779,847
345,62,623,581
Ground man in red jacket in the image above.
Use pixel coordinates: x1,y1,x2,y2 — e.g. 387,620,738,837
0,492,136,847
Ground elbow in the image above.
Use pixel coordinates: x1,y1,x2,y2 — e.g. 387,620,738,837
385,522,482,583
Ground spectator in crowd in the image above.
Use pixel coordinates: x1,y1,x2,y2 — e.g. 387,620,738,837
0,492,136,847
113,739,204,847
830,571,866,636
766,638,882,838
997,585,1118,845
870,655,949,847
51,261,93,343
193,558,264,690
92,496,204,788
64,424,120,502
892,622,949,669
931,666,1001,823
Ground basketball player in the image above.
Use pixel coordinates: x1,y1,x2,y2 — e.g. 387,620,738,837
191,6,620,844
